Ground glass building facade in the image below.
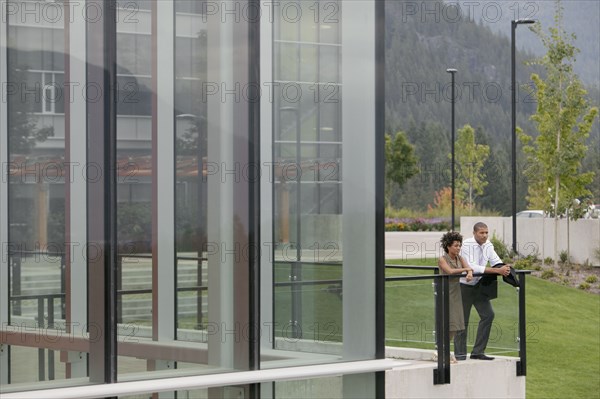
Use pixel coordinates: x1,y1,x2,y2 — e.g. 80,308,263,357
1,0,384,397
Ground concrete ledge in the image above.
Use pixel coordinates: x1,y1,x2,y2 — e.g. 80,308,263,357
385,347,525,399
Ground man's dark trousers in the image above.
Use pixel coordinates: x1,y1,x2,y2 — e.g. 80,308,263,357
454,283,495,357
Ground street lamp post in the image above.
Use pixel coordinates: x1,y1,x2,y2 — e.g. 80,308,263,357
511,19,535,254
446,68,457,231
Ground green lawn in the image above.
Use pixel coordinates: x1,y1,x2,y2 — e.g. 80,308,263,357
387,258,600,399
525,276,600,399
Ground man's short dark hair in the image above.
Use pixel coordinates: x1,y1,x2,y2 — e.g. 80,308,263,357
473,222,488,232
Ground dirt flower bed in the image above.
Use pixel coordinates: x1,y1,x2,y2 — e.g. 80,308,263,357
527,261,600,294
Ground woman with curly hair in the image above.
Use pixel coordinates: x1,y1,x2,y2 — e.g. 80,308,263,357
438,231,473,363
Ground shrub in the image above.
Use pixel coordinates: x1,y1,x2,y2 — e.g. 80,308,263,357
585,275,598,284
514,258,533,270
490,233,510,261
544,257,553,264
578,282,591,290
541,269,556,279
559,250,569,264
384,217,450,232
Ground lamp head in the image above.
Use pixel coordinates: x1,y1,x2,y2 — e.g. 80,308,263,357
446,68,457,74
513,19,536,25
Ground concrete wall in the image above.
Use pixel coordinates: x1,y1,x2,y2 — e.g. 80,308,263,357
386,347,525,399
460,217,600,265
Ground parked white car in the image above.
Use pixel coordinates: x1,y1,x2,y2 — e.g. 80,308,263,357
585,204,600,219
516,210,544,218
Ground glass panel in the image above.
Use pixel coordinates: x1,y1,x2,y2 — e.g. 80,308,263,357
299,45,317,83
277,42,299,82
298,1,318,43
117,76,153,116
174,0,208,348
271,0,378,368
114,0,255,380
319,97,341,143
385,276,437,354
5,0,67,388
318,3,340,44
9,346,64,384
2,0,379,395
273,261,343,352
116,0,154,375
319,46,339,83
468,281,520,357
121,387,259,399
278,1,299,42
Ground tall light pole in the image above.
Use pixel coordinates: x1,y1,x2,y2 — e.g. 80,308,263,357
446,68,457,231
511,19,535,254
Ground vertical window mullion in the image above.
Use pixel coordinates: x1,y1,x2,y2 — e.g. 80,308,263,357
86,0,118,384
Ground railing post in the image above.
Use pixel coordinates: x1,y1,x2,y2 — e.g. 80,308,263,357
11,254,22,316
37,297,45,381
47,297,55,380
517,272,527,376
433,274,450,384
290,261,302,338
197,255,203,330
116,255,123,324
60,254,66,319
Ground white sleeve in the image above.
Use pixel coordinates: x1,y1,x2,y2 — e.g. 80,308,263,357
469,263,487,275
486,243,503,266
459,244,485,274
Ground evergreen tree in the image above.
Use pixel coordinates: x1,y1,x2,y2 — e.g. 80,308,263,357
477,127,513,215
385,131,419,208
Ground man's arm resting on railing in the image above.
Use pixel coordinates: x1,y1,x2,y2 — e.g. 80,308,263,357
469,263,511,277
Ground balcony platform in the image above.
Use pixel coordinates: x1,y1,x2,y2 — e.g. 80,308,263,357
385,347,525,399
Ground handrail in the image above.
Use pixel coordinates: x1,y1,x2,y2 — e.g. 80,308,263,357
5,250,530,385
386,266,532,383
385,264,438,270
0,359,406,399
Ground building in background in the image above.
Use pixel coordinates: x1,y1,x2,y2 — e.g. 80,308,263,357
1,0,384,397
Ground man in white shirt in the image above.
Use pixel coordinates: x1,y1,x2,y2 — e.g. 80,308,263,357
456,222,511,360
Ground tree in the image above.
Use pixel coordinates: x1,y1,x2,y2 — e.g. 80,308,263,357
454,124,489,214
7,60,53,154
384,131,419,208
519,1,599,264
6,47,55,247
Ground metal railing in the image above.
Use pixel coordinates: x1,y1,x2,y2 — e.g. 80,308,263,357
5,252,530,386
385,264,531,383
115,253,208,327
274,261,531,384
6,250,208,382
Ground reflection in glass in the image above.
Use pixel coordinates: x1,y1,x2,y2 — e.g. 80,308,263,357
174,1,208,341
273,2,343,359
115,1,154,376
6,0,66,386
